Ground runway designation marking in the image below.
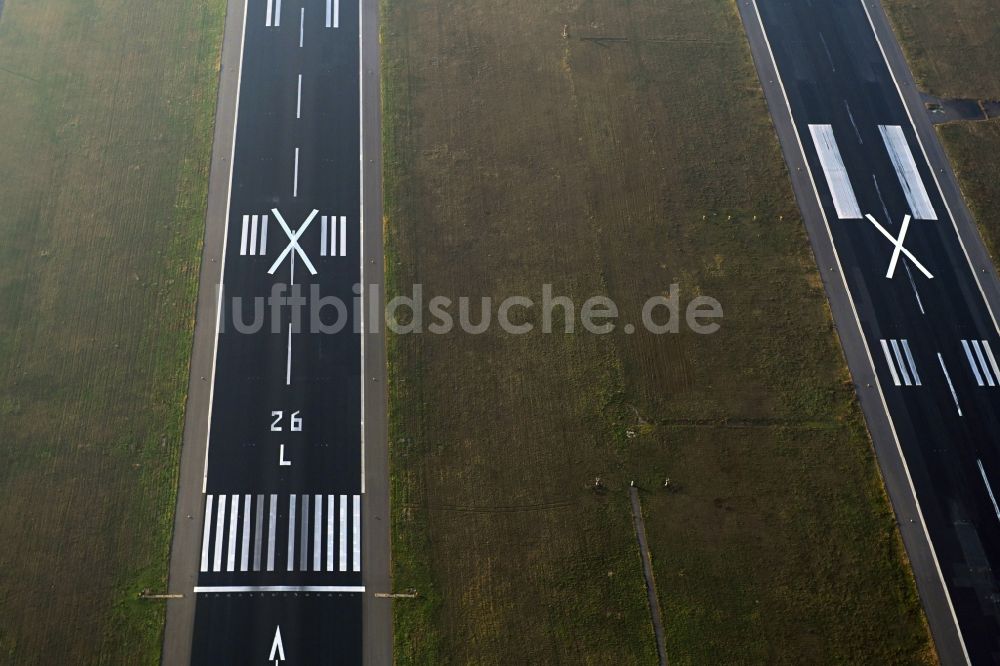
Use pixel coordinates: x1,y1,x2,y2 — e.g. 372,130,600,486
879,125,937,221
961,340,1000,387
938,353,963,416
978,459,1000,524
880,339,921,386
808,124,862,219
864,214,933,280
268,209,318,276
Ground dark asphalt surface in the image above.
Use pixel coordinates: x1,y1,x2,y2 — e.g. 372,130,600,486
745,0,1000,662
187,0,368,661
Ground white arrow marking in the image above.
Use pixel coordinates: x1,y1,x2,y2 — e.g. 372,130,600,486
269,625,286,662
279,444,292,466
268,209,318,276
864,214,933,279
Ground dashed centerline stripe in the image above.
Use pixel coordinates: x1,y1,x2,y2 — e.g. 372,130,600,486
938,353,962,416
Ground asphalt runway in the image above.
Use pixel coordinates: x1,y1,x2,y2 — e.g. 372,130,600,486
744,0,1000,662
181,0,372,661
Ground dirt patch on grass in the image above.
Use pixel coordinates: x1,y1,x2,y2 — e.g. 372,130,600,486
383,0,934,662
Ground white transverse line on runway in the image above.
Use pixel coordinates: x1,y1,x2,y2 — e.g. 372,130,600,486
194,586,365,594
808,124,862,219
938,353,962,416
978,459,1000,523
879,125,937,220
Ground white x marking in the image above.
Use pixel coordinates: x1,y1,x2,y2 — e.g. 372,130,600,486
268,208,319,276
864,214,933,280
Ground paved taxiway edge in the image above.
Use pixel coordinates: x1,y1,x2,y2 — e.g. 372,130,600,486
161,0,248,661
735,1,969,663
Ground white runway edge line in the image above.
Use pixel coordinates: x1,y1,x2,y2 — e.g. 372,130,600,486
879,125,937,221
202,0,251,494
962,339,1000,387
978,459,1000,523
808,124,862,219
749,2,970,660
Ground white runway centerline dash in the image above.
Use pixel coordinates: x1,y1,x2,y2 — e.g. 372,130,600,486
293,147,299,198
296,75,302,119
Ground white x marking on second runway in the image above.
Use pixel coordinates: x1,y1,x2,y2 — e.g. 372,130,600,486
864,214,933,279
268,209,319,276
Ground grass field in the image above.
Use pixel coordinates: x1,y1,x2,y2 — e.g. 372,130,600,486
0,0,223,662
884,0,1000,261
383,0,935,663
